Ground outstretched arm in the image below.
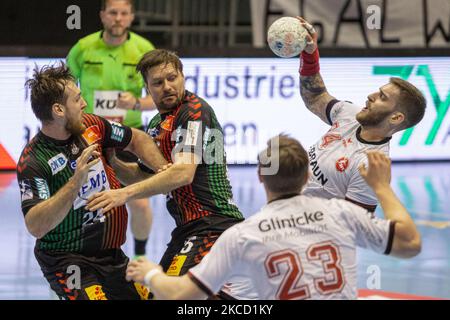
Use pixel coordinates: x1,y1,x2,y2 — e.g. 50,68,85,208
124,128,168,171
297,17,337,124
126,258,207,300
87,152,198,212
359,151,421,258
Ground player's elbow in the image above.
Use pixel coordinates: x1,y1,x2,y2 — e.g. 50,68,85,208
392,232,422,258
25,211,49,239
180,170,195,185
172,164,196,186
404,235,422,258
25,219,46,239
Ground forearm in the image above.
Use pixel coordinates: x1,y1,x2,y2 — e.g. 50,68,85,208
126,129,168,171
374,185,421,257
25,176,82,238
124,164,192,201
374,186,415,235
139,95,156,111
151,274,207,300
111,159,151,185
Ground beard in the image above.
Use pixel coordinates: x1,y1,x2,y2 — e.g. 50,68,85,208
356,109,392,127
157,94,182,112
105,25,129,38
65,117,86,136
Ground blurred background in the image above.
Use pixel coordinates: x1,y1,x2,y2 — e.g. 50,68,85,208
0,0,449,299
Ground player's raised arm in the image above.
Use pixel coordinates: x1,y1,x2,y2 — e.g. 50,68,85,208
297,17,337,124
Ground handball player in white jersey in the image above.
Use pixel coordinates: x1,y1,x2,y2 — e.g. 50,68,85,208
125,135,421,300
298,17,426,212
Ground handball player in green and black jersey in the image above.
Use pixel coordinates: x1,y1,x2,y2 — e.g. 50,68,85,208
87,50,244,282
17,63,167,300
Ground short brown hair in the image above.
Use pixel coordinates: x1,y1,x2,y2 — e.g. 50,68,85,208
390,77,426,130
101,0,134,12
137,49,183,83
258,135,309,194
25,62,75,122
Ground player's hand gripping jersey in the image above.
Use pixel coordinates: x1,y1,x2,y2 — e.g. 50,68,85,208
189,195,395,300
303,100,391,207
143,90,243,229
17,114,133,253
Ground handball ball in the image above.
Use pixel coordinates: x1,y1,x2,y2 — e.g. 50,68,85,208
267,17,308,58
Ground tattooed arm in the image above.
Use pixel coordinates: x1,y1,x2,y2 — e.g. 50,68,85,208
300,73,336,124
297,16,337,124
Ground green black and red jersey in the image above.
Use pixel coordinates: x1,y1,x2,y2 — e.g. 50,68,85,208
145,90,243,227
17,114,132,253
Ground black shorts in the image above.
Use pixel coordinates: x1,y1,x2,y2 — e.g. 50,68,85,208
159,231,221,276
34,248,149,300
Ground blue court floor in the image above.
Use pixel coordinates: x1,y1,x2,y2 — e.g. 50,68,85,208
1,163,449,299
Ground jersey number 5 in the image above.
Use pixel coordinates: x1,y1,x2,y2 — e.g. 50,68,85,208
264,241,345,299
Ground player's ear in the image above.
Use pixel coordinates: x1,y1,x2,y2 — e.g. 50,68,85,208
52,103,65,118
390,111,405,127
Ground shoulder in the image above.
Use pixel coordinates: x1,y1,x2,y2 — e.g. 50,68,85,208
128,32,155,52
83,113,105,127
76,31,103,49
180,91,214,115
17,136,46,176
327,100,363,125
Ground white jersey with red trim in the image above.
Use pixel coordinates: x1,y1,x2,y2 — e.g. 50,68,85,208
302,100,391,207
188,195,395,300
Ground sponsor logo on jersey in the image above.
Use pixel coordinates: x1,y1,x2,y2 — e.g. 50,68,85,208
19,180,33,202
335,157,349,172
342,138,353,148
34,178,50,200
185,121,201,146
110,123,125,142
308,146,328,186
70,160,77,170
258,212,324,232
47,153,68,175
82,125,101,145
166,255,187,276
319,133,342,149
134,283,150,300
85,285,107,300
160,115,174,131
73,161,111,210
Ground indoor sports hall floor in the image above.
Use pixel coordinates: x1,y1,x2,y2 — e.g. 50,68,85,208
1,163,449,300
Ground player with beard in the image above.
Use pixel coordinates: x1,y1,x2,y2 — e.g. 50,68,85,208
87,50,244,285
67,0,156,258
297,17,426,211
16,63,168,300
